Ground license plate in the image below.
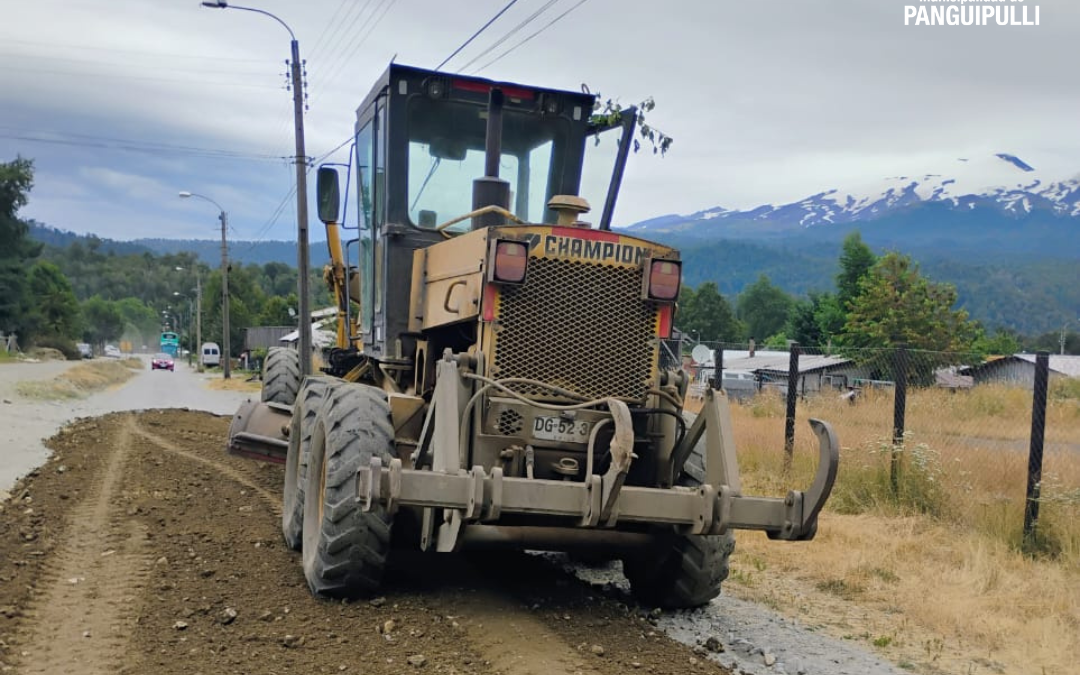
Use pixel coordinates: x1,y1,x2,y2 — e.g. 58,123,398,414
532,416,591,444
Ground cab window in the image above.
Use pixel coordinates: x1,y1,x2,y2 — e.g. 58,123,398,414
406,97,568,230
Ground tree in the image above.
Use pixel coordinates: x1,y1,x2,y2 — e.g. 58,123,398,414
677,282,742,343
27,261,81,340
114,297,162,347
0,156,42,336
736,274,792,343
260,295,297,326
839,252,976,351
81,296,124,347
836,231,877,310
970,325,1022,358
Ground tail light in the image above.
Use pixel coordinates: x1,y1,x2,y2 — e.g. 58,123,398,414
490,240,529,284
645,259,681,301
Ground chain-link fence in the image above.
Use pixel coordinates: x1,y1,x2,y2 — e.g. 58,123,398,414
680,342,1080,555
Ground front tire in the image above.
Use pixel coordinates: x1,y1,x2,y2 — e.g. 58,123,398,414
282,377,336,550
621,433,735,609
302,383,395,598
262,347,301,406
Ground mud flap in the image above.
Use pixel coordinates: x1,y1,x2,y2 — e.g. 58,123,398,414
227,399,291,463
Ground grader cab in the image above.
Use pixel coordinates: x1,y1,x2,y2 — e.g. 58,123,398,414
228,64,839,608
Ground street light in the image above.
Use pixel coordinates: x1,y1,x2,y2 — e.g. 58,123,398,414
175,267,204,371
1062,318,1079,356
201,0,312,378
168,298,184,358
178,191,231,379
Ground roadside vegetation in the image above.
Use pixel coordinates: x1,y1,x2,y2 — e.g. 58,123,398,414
722,384,1080,674
15,358,142,400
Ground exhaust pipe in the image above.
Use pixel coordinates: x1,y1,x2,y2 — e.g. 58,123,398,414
472,87,511,229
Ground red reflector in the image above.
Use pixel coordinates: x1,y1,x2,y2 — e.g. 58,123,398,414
452,79,535,100
648,260,681,301
494,241,528,283
657,304,673,339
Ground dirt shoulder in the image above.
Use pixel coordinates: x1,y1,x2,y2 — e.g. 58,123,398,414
0,410,731,675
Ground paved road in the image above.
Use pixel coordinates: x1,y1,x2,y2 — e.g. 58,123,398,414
0,357,252,492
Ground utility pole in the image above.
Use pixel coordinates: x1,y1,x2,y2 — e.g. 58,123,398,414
201,2,310,376
196,274,203,372
290,38,312,378
220,211,231,379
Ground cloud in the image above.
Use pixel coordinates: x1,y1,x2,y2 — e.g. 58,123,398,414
3,0,1080,237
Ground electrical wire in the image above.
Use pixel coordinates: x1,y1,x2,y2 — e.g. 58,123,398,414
473,0,592,74
454,0,562,73
310,0,398,109
0,130,285,163
305,0,354,63
0,51,275,77
0,37,267,62
5,66,282,89
434,0,521,71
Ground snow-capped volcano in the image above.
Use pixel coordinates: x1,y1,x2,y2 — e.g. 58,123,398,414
627,154,1080,236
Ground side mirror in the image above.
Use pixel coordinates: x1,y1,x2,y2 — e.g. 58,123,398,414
316,167,341,224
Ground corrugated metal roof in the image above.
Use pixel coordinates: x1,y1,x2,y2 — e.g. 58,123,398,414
699,349,853,374
1014,353,1080,378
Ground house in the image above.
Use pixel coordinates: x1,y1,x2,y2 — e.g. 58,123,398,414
243,326,294,352
692,349,869,397
960,354,1080,389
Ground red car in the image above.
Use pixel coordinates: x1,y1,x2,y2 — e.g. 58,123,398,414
151,353,175,371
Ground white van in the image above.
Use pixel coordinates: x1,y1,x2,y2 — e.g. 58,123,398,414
200,342,221,367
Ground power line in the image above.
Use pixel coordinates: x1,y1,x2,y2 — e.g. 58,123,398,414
307,0,376,66
454,0,562,73
435,0,521,71
244,184,297,247
309,0,398,109
305,0,352,61
311,135,355,168
5,66,283,89
0,50,276,77
0,37,268,62
473,0,592,74
0,130,286,163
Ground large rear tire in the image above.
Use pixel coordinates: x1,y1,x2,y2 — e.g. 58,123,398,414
302,383,395,598
621,435,735,609
262,347,301,406
282,377,337,550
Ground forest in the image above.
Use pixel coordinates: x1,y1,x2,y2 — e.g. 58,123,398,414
3,156,1076,360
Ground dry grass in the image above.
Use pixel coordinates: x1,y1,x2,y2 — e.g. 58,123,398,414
205,375,261,393
716,384,1080,674
15,360,137,400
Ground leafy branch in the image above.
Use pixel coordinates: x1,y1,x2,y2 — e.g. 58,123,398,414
587,91,674,156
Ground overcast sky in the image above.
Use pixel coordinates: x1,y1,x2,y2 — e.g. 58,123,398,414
3,0,1079,242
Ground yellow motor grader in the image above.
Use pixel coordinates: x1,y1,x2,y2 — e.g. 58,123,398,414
227,64,839,608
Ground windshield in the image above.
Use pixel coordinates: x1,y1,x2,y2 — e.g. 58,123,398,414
407,97,567,230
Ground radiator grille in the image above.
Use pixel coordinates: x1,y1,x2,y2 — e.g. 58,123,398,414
492,257,658,402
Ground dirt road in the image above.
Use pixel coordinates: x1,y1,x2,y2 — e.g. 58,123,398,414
0,410,728,675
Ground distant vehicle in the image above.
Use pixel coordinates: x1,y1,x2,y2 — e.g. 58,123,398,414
151,352,175,372
76,343,93,359
104,345,121,358
160,331,179,357
201,342,221,367
721,369,758,402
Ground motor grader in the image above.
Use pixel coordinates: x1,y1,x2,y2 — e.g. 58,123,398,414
227,63,839,608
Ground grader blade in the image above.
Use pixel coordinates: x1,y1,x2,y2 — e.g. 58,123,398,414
226,399,292,463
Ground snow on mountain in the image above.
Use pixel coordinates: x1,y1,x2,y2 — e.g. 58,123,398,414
627,154,1080,233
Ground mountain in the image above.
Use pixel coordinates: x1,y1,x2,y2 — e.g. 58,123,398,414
620,153,1078,336
624,153,1080,258
28,224,331,268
